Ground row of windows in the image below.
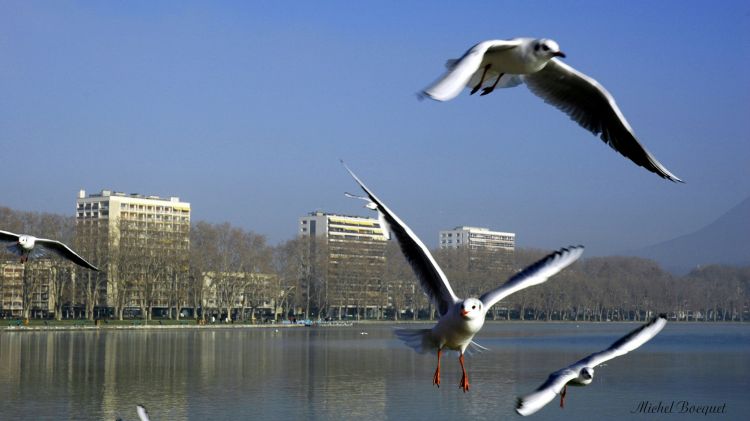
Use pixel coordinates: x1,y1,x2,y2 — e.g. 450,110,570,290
77,203,107,210
117,203,189,213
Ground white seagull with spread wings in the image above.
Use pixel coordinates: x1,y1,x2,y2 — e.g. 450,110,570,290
343,163,583,392
516,314,667,416
0,230,99,271
421,37,682,182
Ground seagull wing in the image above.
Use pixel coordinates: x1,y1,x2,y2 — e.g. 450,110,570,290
422,39,523,101
523,59,682,182
343,163,458,316
0,230,20,244
136,405,151,421
479,246,583,309
580,314,667,368
516,368,580,416
35,238,99,271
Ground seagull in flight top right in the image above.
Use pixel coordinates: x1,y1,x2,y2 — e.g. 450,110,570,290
420,37,683,182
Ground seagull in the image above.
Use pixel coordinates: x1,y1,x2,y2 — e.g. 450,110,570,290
136,405,151,421
421,37,682,182
0,230,99,270
343,162,583,392
516,314,667,416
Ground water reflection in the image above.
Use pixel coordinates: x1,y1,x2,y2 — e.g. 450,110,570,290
0,323,748,420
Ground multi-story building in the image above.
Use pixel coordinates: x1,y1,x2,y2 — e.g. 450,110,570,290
75,189,190,317
0,261,65,318
202,272,279,320
298,211,388,318
439,226,516,251
439,226,516,271
0,263,23,317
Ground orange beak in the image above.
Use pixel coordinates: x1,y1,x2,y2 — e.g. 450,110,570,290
461,310,469,316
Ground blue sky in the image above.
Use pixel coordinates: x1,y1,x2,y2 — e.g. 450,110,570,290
1,1,749,255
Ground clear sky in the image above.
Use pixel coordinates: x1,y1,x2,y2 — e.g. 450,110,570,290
1,1,749,255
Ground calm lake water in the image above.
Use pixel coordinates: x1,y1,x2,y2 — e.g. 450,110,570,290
1,322,748,420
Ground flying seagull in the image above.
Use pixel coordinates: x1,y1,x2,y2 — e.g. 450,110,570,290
516,314,667,416
136,405,151,421
343,162,583,392
0,230,99,271
420,37,682,182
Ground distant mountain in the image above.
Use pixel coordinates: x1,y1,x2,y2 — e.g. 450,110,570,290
629,196,750,275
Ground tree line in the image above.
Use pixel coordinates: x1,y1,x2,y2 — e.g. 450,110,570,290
1,206,748,322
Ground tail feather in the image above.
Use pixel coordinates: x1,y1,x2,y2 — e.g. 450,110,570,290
394,328,437,354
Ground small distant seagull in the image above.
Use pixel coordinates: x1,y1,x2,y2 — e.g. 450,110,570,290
343,162,583,392
420,37,682,182
516,314,667,416
136,405,150,421
0,230,99,270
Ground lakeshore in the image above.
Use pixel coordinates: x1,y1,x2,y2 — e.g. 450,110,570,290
3,318,746,332
1,319,360,331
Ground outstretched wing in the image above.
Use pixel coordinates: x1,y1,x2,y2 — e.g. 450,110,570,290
36,238,99,271
479,246,583,309
579,314,667,368
0,230,20,244
523,59,682,182
516,368,579,416
136,405,151,421
343,162,458,316
421,39,523,101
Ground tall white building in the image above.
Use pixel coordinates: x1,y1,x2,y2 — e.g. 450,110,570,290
299,211,388,318
75,189,190,316
439,226,515,251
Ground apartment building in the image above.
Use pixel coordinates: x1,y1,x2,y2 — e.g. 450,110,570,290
75,189,190,315
299,211,388,318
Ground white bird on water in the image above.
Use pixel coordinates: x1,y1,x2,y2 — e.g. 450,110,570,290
343,162,583,392
516,314,667,416
0,230,99,270
136,404,150,421
420,37,682,182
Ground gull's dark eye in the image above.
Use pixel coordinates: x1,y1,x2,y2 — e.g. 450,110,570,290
542,44,550,51
472,305,476,310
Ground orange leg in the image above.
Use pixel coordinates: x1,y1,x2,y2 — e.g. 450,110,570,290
458,353,470,392
560,385,567,408
433,348,442,387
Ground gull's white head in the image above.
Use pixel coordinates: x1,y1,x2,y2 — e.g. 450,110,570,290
459,298,484,320
18,235,35,250
579,367,594,385
533,38,565,59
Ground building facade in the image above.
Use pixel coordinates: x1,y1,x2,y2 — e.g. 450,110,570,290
299,211,388,318
0,261,68,318
75,189,190,316
439,226,516,271
201,271,279,320
439,226,516,251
